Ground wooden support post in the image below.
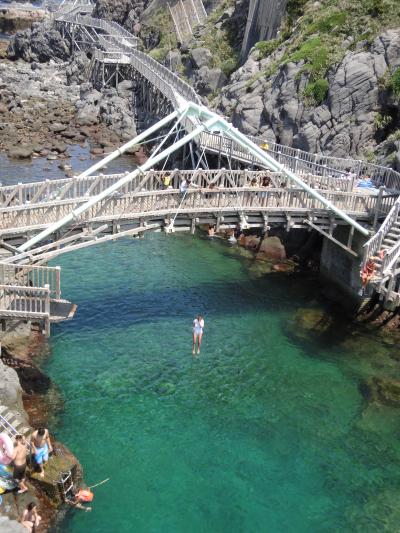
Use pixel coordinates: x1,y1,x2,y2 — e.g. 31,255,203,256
373,186,384,230
347,225,355,249
55,266,61,300
44,284,50,337
190,218,196,234
329,216,335,236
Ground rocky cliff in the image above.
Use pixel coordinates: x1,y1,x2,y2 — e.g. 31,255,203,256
137,0,400,164
5,0,400,165
217,29,400,161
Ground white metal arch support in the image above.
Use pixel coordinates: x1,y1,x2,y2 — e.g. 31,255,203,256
17,101,370,257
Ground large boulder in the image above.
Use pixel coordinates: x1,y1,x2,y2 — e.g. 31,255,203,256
195,66,227,95
7,22,70,62
66,52,90,85
190,47,212,69
8,145,33,159
257,236,286,261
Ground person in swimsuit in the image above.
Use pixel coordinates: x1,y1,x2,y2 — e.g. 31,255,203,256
20,502,41,532
192,315,204,355
31,428,53,478
12,435,28,494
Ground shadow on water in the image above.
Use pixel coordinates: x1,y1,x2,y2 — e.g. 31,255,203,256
53,272,325,333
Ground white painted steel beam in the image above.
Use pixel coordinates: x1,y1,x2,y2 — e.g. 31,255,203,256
18,108,220,253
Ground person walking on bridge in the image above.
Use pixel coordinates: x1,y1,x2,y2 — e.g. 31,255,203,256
192,315,204,355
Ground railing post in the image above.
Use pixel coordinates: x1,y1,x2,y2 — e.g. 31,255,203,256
44,284,50,337
373,187,384,231
55,266,61,299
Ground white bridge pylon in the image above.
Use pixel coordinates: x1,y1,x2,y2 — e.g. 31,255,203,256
15,100,369,259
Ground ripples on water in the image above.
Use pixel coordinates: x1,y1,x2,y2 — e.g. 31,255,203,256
39,233,400,533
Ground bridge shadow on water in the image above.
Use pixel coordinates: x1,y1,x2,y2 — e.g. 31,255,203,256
53,266,366,353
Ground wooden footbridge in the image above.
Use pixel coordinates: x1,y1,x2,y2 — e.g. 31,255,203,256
0,0,399,335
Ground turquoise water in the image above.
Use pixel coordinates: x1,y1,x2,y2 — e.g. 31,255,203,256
43,233,400,533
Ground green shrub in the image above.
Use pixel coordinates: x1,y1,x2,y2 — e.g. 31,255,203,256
390,68,400,98
220,57,239,77
287,37,329,78
255,39,279,59
286,0,307,18
366,0,385,17
374,112,392,130
312,11,347,33
303,78,329,104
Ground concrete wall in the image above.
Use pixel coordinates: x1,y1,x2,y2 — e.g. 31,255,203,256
320,227,367,303
240,0,287,62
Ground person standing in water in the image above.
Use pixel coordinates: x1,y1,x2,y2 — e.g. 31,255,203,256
192,315,204,355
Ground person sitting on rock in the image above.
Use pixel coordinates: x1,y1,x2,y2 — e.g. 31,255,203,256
20,502,41,532
12,435,28,494
31,428,53,478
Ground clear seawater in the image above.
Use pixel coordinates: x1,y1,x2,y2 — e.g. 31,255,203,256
44,233,400,533
2,147,400,532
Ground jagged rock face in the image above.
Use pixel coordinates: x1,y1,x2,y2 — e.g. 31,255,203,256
65,51,90,85
217,29,400,157
7,22,70,62
221,0,249,52
93,0,149,32
75,84,137,139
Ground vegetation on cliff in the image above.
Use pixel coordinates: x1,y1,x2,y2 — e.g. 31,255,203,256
253,0,400,103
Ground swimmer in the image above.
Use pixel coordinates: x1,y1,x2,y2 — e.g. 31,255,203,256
192,315,204,355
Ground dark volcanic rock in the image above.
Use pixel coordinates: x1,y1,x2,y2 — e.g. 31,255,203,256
7,22,70,62
66,51,90,85
217,29,400,158
93,0,149,32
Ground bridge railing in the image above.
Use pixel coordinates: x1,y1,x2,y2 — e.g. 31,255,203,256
0,263,61,299
202,132,400,191
0,284,50,319
248,137,400,191
362,195,400,266
0,187,391,235
0,170,385,209
129,48,202,106
56,13,138,48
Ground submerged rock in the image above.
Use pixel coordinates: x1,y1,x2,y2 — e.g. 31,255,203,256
292,307,335,337
360,377,400,408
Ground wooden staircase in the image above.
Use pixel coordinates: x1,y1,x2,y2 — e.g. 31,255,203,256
363,197,400,306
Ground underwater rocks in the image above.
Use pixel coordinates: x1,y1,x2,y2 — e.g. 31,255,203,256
292,307,335,338
360,377,400,408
